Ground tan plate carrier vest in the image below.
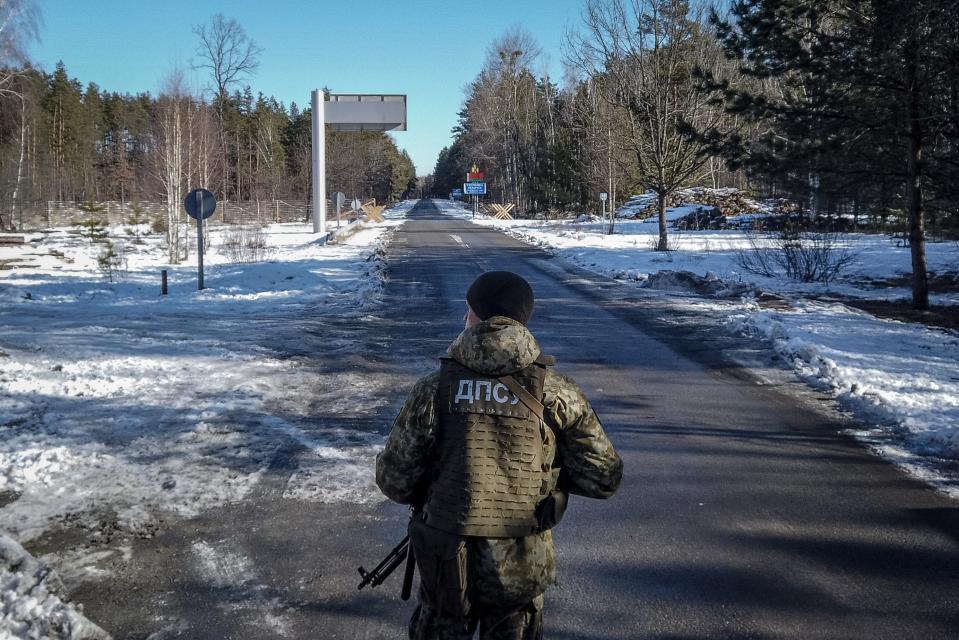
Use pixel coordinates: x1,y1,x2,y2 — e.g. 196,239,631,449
423,356,555,538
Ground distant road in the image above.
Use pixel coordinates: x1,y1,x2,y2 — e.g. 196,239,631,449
70,199,959,639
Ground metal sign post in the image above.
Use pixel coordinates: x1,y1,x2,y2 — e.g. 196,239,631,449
184,188,217,290
465,165,486,218
311,91,407,235
311,90,327,235
600,191,611,234
332,192,346,228
197,200,204,289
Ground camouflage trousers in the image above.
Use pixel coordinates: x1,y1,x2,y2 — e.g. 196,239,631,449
408,518,547,640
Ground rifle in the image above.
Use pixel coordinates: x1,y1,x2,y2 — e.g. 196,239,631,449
357,532,416,600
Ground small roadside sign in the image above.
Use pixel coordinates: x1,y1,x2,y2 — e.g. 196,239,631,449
184,188,217,220
464,182,487,195
452,188,463,196
600,192,608,202
183,188,217,291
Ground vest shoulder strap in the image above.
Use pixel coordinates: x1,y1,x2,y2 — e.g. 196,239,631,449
500,374,545,424
535,353,556,367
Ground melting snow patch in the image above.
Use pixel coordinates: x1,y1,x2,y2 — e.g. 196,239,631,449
190,540,291,637
0,207,410,543
728,300,959,490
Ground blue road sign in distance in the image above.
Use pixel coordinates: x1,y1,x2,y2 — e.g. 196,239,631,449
452,188,463,196
464,182,487,195
184,188,217,220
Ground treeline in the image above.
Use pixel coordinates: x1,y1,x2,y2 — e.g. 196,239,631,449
433,0,959,307
0,64,416,225
432,15,745,219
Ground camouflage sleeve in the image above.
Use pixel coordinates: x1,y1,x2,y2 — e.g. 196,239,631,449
543,369,623,499
375,371,441,505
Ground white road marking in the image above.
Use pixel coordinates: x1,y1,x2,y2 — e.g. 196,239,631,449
449,234,469,247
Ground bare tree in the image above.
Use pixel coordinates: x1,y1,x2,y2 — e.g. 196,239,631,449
192,13,262,201
458,27,545,212
563,74,631,231
154,68,194,262
568,0,730,250
191,14,262,104
0,0,39,96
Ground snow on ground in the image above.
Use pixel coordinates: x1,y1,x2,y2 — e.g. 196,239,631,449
0,204,412,554
728,299,959,470
615,187,772,222
1,533,109,639
439,200,959,496
447,203,958,305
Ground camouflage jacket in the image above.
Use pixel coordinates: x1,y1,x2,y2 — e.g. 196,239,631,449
375,316,623,603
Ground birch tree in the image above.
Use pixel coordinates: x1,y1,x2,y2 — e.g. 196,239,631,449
0,0,38,228
155,69,192,262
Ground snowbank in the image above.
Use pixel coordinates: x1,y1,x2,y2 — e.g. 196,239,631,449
1,534,110,639
729,300,959,464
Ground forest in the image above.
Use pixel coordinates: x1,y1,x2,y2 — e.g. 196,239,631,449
0,11,417,231
431,0,959,307
435,1,959,231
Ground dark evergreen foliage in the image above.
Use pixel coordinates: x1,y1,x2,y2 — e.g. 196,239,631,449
700,0,959,308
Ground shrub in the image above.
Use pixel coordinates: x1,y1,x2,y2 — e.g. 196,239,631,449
735,229,857,283
151,215,168,235
125,202,148,244
219,225,272,263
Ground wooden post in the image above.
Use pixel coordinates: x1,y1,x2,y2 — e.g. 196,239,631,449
161,269,168,295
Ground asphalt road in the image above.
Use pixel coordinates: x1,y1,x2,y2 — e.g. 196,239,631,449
53,199,959,639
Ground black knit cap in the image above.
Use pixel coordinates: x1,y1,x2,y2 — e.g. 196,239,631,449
466,271,534,325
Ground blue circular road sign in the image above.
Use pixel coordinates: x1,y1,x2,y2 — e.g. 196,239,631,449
184,188,217,220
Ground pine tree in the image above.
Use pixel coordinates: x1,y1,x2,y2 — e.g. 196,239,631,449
706,0,959,309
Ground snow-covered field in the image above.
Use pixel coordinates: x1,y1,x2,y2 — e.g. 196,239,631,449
0,204,413,543
441,200,959,497
0,202,417,636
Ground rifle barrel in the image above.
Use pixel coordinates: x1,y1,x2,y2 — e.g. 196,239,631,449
357,535,410,590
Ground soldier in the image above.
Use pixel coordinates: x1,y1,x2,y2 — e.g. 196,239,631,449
376,270,623,640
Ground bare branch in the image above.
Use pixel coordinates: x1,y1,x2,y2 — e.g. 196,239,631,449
191,13,263,100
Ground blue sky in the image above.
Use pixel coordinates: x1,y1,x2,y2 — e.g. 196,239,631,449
29,0,585,176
